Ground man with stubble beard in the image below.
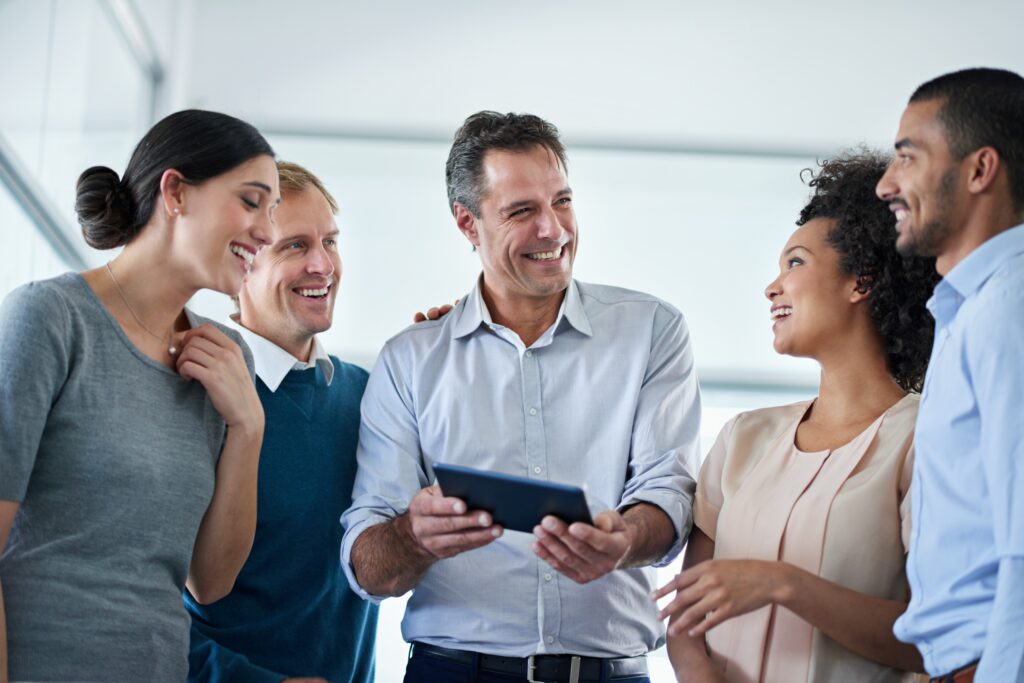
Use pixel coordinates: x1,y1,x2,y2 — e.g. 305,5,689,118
877,68,1024,682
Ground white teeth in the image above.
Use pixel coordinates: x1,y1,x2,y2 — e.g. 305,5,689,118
771,307,793,321
297,286,329,298
230,244,254,266
894,209,909,222
526,247,562,261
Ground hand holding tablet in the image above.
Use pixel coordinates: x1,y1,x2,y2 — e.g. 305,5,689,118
432,462,593,534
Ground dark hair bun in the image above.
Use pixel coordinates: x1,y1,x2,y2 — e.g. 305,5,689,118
75,166,136,249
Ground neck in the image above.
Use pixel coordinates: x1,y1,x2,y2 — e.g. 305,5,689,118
97,231,198,335
480,279,566,348
936,199,1023,275
812,333,905,426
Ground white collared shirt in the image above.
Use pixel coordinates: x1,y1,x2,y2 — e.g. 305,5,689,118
226,316,333,392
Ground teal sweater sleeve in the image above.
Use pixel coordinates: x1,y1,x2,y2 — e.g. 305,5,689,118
189,622,284,683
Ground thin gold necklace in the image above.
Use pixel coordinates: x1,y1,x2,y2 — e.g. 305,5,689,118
105,262,178,355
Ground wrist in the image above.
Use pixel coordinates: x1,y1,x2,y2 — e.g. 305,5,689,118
770,561,799,607
225,406,265,442
394,511,435,562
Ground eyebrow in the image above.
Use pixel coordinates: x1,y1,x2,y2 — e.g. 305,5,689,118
894,138,916,151
498,187,574,215
784,245,812,256
274,229,340,245
243,181,273,193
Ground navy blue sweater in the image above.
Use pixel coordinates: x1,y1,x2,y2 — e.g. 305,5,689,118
186,359,377,683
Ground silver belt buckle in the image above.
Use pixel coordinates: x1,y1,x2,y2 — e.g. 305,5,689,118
526,654,582,683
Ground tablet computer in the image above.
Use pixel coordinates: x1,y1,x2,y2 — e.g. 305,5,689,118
432,462,593,534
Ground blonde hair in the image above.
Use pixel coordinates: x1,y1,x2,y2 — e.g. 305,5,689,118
276,160,339,214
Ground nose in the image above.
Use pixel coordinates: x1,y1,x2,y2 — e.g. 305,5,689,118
876,163,898,201
248,206,274,249
306,241,336,277
535,205,563,242
765,273,782,301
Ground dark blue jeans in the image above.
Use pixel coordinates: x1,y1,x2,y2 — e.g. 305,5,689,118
403,652,652,683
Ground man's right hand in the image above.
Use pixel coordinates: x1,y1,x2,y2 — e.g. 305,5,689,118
398,485,503,559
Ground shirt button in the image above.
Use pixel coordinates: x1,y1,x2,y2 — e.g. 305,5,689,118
529,407,538,416
546,636,555,644
525,350,533,358
544,573,552,582
533,466,542,474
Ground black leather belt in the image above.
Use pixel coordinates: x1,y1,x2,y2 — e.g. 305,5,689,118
409,642,648,682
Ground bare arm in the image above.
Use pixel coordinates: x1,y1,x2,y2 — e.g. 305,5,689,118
350,486,500,597
176,325,264,604
663,527,725,682
776,565,922,671
1,500,19,683
619,503,676,568
657,532,923,672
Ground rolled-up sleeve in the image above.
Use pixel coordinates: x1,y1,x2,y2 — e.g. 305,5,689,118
340,340,430,602
618,305,700,567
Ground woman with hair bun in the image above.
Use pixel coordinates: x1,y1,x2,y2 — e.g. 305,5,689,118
0,109,279,682
655,151,938,682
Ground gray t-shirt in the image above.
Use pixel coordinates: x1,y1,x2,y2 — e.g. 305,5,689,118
0,273,253,682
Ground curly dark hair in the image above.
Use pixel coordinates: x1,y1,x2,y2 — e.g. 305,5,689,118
797,149,940,392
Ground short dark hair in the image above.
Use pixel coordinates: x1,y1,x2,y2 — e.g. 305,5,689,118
798,149,940,392
445,111,567,216
910,67,1024,213
75,109,274,249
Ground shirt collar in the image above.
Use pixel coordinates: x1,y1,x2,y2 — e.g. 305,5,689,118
226,316,334,391
452,276,593,341
943,222,1024,299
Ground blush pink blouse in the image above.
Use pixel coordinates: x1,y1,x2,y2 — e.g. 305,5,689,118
693,394,918,683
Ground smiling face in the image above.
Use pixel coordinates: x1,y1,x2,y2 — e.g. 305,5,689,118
764,218,861,359
237,186,340,361
456,146,576,307
876,99,966,260
175,154,280,295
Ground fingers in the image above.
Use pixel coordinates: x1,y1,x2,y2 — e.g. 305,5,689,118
533,515,628,584
412,302,458,323
407,487,502,559
675,592,732,637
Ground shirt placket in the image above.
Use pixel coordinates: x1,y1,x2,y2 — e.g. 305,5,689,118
520,345,562,651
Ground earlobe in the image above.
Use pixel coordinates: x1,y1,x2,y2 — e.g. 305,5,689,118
453,203,480,247
159,169,187,217
850,276,873,303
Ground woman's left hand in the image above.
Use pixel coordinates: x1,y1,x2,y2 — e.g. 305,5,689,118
653,559,793,637
174,324,263,433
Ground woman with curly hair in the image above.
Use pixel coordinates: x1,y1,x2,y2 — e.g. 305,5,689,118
655,150,938,682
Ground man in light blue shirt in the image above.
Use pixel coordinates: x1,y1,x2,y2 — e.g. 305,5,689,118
341,111,700,683
877,68,1024,682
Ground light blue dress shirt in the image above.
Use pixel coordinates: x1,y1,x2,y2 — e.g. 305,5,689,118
341,278,700,657
895,223,1024,681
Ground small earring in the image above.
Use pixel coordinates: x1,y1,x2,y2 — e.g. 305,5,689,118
173,208,180,215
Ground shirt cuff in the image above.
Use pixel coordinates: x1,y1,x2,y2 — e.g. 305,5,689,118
340,511,396,604
618,491,692,568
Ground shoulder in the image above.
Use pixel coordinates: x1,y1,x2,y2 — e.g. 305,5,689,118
973,253,1024,313
576,281,683,318
377,306,463,365
1,273,81,337
330,355,370,385
721,401,809,446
